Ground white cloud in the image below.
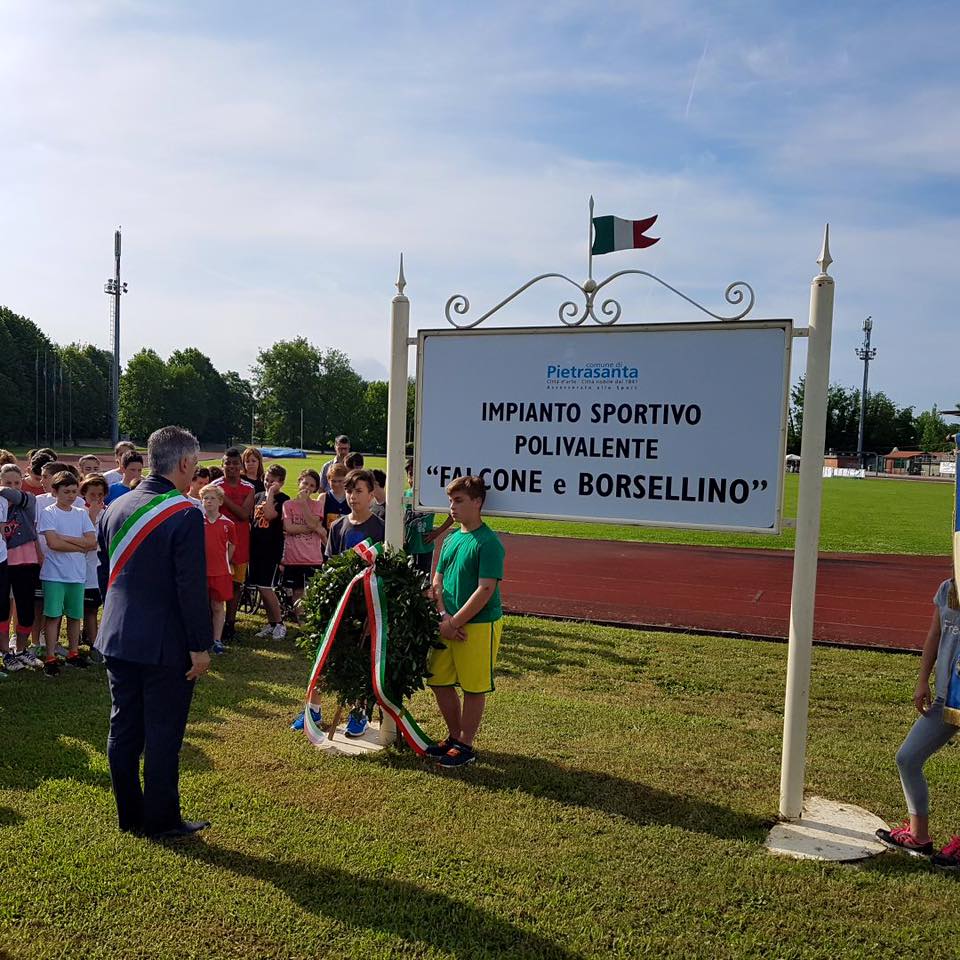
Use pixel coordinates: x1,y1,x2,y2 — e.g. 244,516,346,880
0,0,956,415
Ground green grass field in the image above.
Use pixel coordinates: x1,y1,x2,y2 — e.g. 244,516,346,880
1,616,958,959
221,455,953,556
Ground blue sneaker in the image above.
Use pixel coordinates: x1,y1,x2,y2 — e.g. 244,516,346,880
344,709,368,738
435,742,476,769
290,707,322,731
425,737,461,758
212,640,226,655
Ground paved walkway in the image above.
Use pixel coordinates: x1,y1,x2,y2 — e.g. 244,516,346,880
498,534,946,652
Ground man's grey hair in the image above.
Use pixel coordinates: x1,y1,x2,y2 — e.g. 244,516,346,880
148,426,200,476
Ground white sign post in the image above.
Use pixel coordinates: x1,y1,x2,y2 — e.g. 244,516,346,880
382,223,883,859
415,322,792,534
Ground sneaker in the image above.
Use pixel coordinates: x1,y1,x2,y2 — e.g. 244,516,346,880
88,647,104,664
435,742,476,768
255,624,274,639
876,822,933,857
43,658,60,678
212,640,226,655
65,652,89,669
17,650,43,670
425,737,461,758
271,623,287,640
933,836,960,870
55,644,69,658
344,709,369,738
290,706,322,731
3,653,25,673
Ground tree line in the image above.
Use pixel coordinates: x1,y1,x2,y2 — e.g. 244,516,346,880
1,304,952,455
786,379,952,455
0,308,406,452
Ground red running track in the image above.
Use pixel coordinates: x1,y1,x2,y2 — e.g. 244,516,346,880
498,534,949,653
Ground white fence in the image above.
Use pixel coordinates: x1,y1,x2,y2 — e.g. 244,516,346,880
821,466,865,479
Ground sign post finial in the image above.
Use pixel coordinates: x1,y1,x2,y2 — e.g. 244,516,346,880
817,224,832,276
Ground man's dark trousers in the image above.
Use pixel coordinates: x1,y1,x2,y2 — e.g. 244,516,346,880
105,656,195,835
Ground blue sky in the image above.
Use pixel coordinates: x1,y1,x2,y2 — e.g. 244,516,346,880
2,1,957,410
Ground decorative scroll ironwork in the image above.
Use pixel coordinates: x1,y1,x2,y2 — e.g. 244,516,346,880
444,270,755,330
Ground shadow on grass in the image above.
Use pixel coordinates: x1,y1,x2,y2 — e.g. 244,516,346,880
174,840,582,960
857,852,960,880
388,749,765,843
0,807,24,827
498,621,648,677
0,634,299,793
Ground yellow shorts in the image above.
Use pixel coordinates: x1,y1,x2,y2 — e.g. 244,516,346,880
427,619,502,695
231,562,248,585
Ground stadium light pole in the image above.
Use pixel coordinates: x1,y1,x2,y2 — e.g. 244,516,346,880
104,228,128,446
855,316,876,468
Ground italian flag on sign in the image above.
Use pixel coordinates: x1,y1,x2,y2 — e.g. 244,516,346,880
592,214,659,255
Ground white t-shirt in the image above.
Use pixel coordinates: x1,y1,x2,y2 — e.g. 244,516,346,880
0,498,7,564
103,468,123,486
38,503,96,584
35,492,55,523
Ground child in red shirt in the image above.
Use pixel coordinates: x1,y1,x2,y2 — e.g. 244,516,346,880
213,447,254,643
200,484,235,654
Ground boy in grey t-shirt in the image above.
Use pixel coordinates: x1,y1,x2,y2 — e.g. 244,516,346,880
325,469,385,738
324,469,385,558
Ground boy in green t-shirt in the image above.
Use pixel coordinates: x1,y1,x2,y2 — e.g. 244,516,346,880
427,475,505,768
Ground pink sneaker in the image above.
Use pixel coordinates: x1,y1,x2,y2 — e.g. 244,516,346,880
933,835,960,869
876,822,933,857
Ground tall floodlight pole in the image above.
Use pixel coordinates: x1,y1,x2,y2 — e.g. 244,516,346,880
855,316,876,468
779,226,836,819
104,228,128,446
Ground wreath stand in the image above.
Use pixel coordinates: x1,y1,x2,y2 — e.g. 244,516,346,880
312,704,399,757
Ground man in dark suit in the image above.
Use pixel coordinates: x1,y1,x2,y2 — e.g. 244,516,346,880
96,425,213,838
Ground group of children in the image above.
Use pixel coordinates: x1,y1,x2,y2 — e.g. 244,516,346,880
0,442,149,677
0,432,514,769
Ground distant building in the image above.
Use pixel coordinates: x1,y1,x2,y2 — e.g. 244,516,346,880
882,448,954,476
823,451,861,470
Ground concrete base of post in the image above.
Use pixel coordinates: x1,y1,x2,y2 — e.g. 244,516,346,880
312,720,390,757
765,796,888,862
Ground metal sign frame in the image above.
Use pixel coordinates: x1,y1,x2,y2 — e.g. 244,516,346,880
413,318,793,535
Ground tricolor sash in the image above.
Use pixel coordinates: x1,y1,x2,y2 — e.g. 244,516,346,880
945,438,960,725
108,490,195,587
303,539,434,755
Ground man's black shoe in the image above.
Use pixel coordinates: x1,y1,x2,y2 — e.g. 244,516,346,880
150,819,211,840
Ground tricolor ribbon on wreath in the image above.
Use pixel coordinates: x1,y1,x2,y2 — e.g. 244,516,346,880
302,538,435,755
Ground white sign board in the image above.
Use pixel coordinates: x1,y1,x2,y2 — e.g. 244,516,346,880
415,321,792,533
